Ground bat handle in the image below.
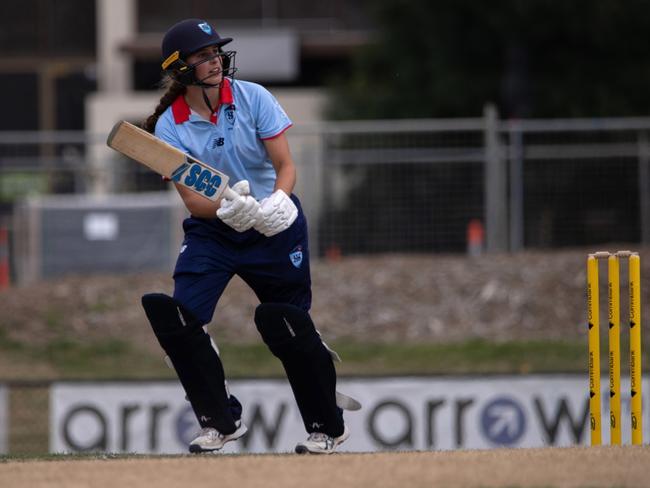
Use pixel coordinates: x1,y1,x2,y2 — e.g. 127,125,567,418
222,187,239,200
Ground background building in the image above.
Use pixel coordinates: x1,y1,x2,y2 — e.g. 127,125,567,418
0,0,371,132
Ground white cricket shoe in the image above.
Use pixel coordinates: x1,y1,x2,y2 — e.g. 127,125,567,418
189,421,248,453
295,424,349,454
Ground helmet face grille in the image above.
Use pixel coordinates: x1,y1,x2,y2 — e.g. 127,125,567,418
165,50,238,87
220,51,237,78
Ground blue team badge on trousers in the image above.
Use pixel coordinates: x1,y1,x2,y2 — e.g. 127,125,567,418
290,246,303,268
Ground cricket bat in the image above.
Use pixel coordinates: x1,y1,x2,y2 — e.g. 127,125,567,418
106,120,237,202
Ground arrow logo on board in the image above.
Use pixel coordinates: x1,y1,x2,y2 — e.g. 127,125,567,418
486,406,520,438
589,322,594,329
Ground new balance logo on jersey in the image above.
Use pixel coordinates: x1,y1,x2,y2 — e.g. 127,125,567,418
212,137,224,149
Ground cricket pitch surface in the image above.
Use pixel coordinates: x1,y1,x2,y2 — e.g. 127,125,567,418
2,445,649,488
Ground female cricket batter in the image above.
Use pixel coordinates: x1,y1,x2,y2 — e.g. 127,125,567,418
140,18,349,454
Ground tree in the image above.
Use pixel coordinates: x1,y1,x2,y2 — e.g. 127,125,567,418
327,0,650,119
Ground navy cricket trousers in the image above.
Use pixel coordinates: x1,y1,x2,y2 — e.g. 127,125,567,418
172,195,312,325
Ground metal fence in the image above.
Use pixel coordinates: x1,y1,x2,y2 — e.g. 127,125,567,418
298,111,650,256
2,110,650,282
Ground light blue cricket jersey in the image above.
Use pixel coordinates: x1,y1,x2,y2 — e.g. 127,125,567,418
155,78,292,199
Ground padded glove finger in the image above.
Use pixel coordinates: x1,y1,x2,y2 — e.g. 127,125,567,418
230,180,250,196
216,195,245,220
255,190,298,237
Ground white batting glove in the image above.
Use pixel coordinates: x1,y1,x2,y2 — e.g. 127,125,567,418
255,189,298,237
216,180,264,232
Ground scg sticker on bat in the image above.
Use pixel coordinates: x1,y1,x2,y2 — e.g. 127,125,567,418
171,158,223,197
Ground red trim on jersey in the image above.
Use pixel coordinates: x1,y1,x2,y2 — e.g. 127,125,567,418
220,77,233,105
260,123,293,140
171,95,191,124
171,78,234,125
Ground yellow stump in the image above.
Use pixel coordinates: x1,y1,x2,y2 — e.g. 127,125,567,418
587,254,601,445
629,254,642,445
608,255,621,445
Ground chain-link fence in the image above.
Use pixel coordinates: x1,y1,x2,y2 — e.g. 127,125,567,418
2,112,650,283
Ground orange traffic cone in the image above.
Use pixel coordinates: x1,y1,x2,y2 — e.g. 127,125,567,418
325,243,342,262
466,219,484,257
0,227,10,289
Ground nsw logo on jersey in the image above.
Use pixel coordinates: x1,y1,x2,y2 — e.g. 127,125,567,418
225,105,236,125
171,157,224,199
289,245,303,268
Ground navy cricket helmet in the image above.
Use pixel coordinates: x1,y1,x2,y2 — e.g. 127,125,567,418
161,19,236,86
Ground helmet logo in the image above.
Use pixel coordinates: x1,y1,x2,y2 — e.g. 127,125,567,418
162,50,180,70
198,22,212,35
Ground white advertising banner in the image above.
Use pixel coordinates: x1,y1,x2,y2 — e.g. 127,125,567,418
0,385,7,454
50,375,650,454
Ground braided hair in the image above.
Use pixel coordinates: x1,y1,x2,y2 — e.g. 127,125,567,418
142,78,186,134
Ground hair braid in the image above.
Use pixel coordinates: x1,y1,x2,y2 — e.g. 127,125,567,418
142,79,186,133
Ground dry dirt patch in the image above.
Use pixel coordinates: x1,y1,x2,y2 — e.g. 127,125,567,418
1,445,648,488
5,247,648,351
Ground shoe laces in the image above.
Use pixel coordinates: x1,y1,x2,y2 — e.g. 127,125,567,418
307,432,330,443
200,427,225,441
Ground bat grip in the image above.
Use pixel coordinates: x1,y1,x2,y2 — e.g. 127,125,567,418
222,187,239,200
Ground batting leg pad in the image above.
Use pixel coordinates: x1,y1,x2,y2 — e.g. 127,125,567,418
254,303,324,355
142,293,237,434
254,303,344,437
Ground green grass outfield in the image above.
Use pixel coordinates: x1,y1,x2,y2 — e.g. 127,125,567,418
0,337,612,380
